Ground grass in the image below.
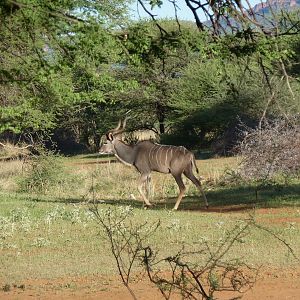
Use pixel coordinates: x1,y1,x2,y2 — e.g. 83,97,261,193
0,154,300,287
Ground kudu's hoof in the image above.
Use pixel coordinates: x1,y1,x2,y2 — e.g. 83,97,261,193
143,203,153,210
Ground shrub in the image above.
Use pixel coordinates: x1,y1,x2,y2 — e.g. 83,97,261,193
18,151,67,194
238,118,300,183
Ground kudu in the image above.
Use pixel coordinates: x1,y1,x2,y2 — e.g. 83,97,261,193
99,119,208,210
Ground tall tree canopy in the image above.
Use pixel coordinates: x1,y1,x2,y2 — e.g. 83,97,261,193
0,0,133,149
1,0,299,153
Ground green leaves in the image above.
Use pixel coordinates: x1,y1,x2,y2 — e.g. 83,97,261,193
149,0,163,9
1,1,299,152
0,102,55,133
0,0,131,144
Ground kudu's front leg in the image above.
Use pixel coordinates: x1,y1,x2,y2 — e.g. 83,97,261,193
138,173,152,208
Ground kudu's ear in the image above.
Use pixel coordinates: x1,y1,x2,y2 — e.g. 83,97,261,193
107,133,114,141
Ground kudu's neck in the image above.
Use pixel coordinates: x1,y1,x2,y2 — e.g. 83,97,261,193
113,140,135,166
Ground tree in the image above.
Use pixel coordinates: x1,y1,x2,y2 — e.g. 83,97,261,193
110,20,209,135
1,0,299,153
0,0,133,149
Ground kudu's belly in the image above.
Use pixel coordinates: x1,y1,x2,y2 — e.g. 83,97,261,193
152,165,170,174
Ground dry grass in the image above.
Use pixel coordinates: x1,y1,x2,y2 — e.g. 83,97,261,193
199,156,240,184
0,158,24,192
0,142,32,192
62,155,240,205
0,141,31,160
0,153,298,209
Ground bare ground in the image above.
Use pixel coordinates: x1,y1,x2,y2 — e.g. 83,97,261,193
1,268,300,300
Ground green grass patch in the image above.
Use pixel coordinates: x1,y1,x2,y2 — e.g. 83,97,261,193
1,193,300,284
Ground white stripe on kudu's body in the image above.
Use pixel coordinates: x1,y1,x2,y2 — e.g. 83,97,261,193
156,145,162,168
99,119,208,210
148,145,155,166
165,147,170,167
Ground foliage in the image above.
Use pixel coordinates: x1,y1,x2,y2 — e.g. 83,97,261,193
138,0,300,37
110,20,207,135
1,0,300,155
165,58,261,147
112,13,300,149
0,0,133,150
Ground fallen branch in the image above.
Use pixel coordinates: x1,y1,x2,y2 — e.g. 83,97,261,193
0,142,33,150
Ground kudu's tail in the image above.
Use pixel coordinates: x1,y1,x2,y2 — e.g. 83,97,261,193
191,154,199,174
191,153,209,208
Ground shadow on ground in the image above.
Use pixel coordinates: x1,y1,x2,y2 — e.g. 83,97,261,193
24,183,300,213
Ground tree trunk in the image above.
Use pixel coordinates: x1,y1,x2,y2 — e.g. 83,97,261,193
156,102,165,134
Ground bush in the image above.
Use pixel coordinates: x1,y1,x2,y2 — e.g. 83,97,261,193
238,118,300,183
18,151,68,194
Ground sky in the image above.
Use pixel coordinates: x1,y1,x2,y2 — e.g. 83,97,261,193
130,0,262,21
130,1,194,21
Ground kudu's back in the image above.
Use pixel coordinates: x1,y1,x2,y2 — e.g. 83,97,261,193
133,140,196,175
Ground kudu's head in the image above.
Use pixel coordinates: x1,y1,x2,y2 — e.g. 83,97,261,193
99,118,127,154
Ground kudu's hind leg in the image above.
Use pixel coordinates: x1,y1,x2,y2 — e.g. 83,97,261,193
173,174,186,210
138,173,152,207
184,169,208,208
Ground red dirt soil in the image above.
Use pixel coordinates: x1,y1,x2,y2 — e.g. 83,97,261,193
1,268,300,300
